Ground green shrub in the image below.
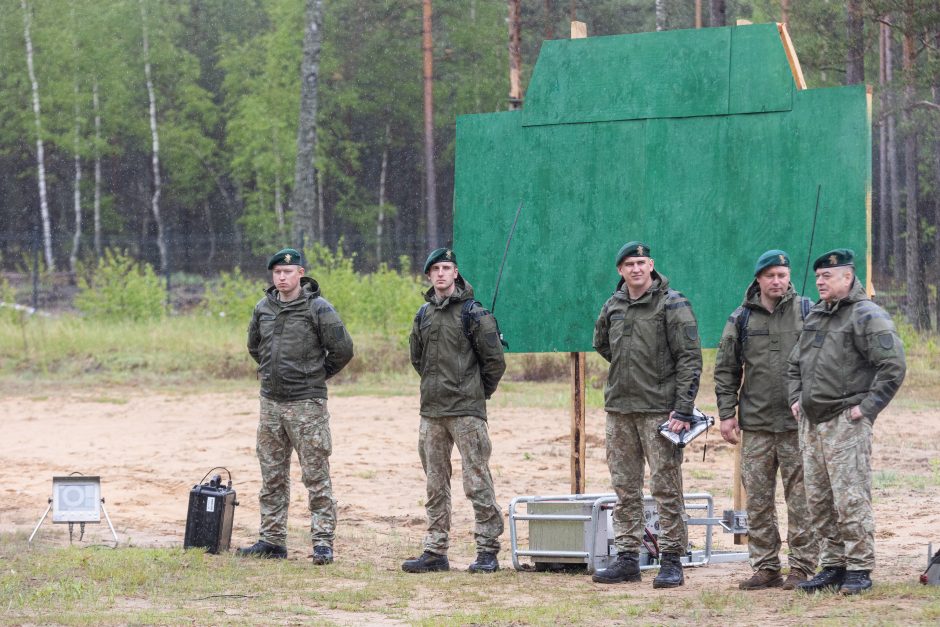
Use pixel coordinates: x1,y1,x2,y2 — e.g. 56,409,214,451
201,267,267,326
304,244,425,340
75,249,166,321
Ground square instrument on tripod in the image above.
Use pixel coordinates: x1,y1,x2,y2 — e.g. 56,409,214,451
184,468,238,554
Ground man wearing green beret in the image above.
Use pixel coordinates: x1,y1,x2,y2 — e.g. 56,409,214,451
591,241,703,588
238,248,354,564
402,247,506,574
714,250,817,590
787,248,906,594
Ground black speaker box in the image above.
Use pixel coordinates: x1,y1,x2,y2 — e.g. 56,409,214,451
183,475,237,553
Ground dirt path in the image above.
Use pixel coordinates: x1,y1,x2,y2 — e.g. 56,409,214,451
2,386,937,593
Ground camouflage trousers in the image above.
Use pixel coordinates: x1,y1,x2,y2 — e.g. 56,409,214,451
741,429,817,574
800,408,875,571
256,396,335,549
418,416,503,555
606,412,688,554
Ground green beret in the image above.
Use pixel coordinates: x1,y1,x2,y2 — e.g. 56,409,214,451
423,247,457,274
813,248,855,271
615,241,651,266
267,248,303,270
754,249,790,276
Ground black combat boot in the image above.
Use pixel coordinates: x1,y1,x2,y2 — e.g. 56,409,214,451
592,552,641,584
839,570,872,595
468,551,499,573
652,552,685,588
401,550,450,573
796,566,846,593
235,540,287,559
311,545,333,565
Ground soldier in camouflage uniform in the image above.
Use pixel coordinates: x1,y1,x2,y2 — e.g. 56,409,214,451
402,248,506,574
714,249,818,590
237,248,354,564
788,248,906,595
591,241,703,588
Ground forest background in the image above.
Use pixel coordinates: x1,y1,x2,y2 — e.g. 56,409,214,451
1,0,939,332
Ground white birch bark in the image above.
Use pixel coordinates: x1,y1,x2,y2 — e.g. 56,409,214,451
69,2,82,275
655,0,667,31
70,83,83,275
140,0,167,272
377,123,389,263
21,0,54,271
93,76,102,258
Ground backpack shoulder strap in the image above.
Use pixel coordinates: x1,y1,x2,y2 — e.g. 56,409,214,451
735,306,751,344
415,302,430,325
461,299,479,342
800,296,811,320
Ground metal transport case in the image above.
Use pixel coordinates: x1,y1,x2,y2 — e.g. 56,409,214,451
184,472,237,554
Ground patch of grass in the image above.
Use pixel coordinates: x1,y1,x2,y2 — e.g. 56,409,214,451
690,469,716,480
873,469,940,490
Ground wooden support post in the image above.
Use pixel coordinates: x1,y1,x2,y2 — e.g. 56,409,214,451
732,435,748,545
570,351,586,494
570,21,586,39
777,22,807,90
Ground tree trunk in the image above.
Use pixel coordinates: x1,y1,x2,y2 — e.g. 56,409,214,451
290,0,323,248
317,169,325,245
569,0,576,22
140,0,167,272
274,168,285,237
901,25,930,330
877,22,890,270
92,77,102,258
695,0,703,28
508,0,522,110
709,0,726,27
21,0,54,271
70,81,82,277
780,0,789,26
845,0,864,85
655,0,667,31
544,0,554,39
885,20,902,275
423,0,438,248
934,33,940,330
377,123,389,264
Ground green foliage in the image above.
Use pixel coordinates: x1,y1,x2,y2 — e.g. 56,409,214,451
201,267,266,326
74,249,166,321
304,243,425,339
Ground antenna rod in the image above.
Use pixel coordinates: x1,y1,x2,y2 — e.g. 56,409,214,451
801,185,822,296
490,200,525,313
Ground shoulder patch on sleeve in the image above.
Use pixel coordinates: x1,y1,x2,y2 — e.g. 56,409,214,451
877,333,894,350
333,326,346,341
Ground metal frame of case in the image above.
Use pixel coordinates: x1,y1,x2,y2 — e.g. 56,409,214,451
509,492,748,573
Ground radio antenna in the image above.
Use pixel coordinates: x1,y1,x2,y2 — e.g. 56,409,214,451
490,200,525,313
801,185,822,296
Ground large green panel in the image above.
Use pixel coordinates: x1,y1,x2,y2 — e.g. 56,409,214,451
453,26,869,352
521,28,732,125
729,24,793,114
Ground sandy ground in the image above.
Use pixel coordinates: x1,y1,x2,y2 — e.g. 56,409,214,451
2,385,938,603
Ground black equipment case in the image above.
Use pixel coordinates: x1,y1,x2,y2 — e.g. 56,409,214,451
184,470,237,553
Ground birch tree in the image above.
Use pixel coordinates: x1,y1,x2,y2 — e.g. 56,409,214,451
290,0,323,247
20,0,54,271
140,0,167,273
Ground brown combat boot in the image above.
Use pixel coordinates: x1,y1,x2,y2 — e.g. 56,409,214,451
782,569,810,590
739,569,784,590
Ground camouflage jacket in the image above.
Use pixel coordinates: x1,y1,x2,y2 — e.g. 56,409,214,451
409,276,506,419
714,282,810,432
593,271,702,415
247,277,354,402
787,278,906,424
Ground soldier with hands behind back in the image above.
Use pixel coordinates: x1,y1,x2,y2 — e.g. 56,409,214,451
714,250,818,590
787,249,906,595
591,241,703,588
402,248,507,574
237,248,353,564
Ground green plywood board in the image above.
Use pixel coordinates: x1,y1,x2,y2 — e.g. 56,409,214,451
453,25,869,352
729,24,793,114
521,24,793,127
